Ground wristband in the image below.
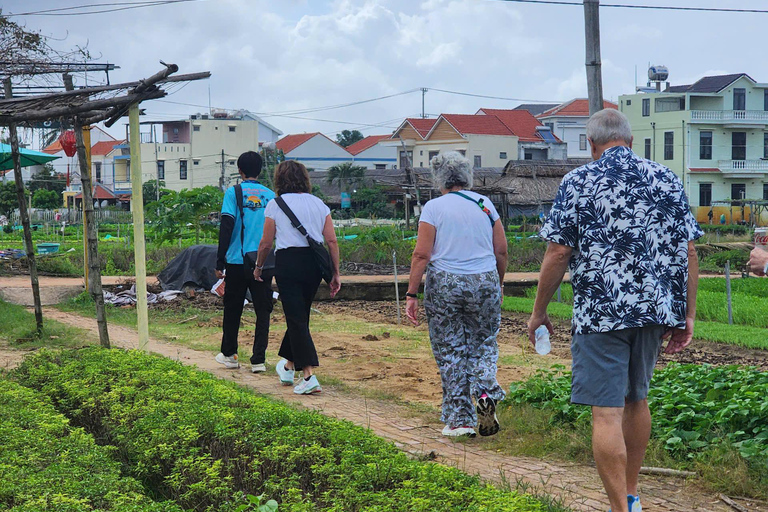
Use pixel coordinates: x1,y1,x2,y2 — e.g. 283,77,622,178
255,265,263,270
764,261,768,275
405,292,418,299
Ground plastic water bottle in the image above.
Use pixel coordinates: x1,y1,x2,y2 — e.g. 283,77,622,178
534,325,551,355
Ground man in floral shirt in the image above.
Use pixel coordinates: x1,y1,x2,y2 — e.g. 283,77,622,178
528,109,702,512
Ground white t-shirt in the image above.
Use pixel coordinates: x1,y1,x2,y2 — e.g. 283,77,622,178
419,190,500,275
264,193,331,250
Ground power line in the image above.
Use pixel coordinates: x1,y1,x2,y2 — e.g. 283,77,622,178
427,88,562,103
6,0,205,17
494,0,768,14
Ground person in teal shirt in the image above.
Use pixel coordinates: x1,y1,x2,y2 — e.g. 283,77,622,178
214,151,276,372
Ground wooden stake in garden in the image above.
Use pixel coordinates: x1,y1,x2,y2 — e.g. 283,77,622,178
3,79,43,333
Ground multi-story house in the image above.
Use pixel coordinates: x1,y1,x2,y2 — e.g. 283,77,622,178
387,111,565,169
113,110,280,193
536,99,619,158
620,73,768,223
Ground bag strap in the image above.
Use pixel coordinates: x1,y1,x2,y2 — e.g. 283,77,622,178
449,191,494,227
235,184,247,261
274,196,312,241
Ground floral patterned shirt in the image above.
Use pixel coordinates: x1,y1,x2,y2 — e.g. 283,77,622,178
540,146,703,334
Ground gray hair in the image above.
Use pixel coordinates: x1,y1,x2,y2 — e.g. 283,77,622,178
585,108,633,146
430,151,473,190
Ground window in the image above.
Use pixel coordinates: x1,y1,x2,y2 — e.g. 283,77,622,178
700,131,713,160
732,132,747,160
229,126,236,132
644,138,652,159
579,134,587,151
428,151,439,161
157,160,165,180
399,150,413,169
655,97,685,112
733,88,746,110
193,125,200,132
419,150,423,155
764,183,768,201
664,131,674,160
545,122,554,130
524,152,533,160
179,160,188,180
731,183,746,205
193,159,200,166
374,164,386,170
764,132,768,159
474,155,482,168
699,184,712,207
642,98,650,117
126,161,130,181
94,162,102,182
626,99,632,106
765,90,768,111
499,152,508,159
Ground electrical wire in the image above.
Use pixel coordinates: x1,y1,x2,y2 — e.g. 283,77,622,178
494,0,768,14
427,88,561,103
6,0,205,17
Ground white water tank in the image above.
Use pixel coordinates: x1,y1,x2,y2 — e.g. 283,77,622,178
648,65,669,82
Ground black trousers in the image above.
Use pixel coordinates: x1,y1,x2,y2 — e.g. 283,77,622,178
275,247,322,370
221,263,274,364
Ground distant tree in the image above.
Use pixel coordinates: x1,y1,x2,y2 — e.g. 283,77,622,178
31,188,60,209
335,130,364,148
326,162,366,194
147,186,223,244
28,163,66,195
352,186,391,218
0,182,17,219
142,179,169,205
311,184,328,202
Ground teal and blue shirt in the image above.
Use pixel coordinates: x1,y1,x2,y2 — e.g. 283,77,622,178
221,180,275,265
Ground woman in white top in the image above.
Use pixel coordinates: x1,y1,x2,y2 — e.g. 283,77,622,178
254,161,341,395
406,151,508,438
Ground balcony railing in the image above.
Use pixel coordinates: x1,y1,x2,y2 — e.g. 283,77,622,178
114,180,132,190
691,110,768,122
718,160,768,172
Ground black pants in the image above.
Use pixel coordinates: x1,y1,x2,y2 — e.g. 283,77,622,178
275,247,322,370
221,263,274,364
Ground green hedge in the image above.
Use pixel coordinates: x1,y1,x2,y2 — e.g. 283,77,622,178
0,378,181,512
13,348,545,512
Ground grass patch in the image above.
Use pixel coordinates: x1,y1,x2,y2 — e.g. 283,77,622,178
0,299,92,349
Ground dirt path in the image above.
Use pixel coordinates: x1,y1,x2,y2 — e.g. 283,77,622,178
26,308,750,512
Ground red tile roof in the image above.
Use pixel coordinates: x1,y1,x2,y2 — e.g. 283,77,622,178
276,133,319,154
346,135,390,155
43,140,62,154
438,114,514,137
407,118,438,138
91,140,124,156
537,99,618,118
75,183,118,200
477,109,554,142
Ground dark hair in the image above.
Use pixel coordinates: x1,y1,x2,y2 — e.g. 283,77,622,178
237,151,263,178
274,160,311,195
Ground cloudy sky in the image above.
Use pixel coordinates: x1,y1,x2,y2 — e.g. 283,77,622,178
5,0,768,141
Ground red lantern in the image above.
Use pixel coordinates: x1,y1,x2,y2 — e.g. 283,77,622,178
59,130,77,157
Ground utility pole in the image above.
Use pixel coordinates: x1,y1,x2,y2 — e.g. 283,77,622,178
583,0,604,116
421,88,428,119
219,149,225,190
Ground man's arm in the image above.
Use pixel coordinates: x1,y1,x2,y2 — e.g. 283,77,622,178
215,214,235,277
527,242,572,346
664,241,698,354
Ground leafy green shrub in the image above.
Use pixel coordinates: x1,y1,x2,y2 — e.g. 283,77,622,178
700,224,752,235
702,249,749,270
0,378,181,512
14,348,545,512
504,364,768,465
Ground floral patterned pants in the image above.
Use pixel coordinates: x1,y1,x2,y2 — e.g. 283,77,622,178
424,267,506,428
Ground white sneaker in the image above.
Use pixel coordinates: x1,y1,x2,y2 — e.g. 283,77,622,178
293,375,322,395
275,358,296,386
215,352,240,369
441,425,476,437
250,363,266,373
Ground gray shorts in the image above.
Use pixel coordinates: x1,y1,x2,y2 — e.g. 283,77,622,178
571,325,666,408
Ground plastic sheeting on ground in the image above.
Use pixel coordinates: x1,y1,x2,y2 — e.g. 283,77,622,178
104,285,184,307
157,244,218,291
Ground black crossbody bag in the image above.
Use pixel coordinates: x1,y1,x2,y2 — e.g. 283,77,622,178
235,183,275,278
274,196,334,284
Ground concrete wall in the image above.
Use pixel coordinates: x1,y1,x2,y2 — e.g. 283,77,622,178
284,135,352,172
352,143,397,169
546,118,590,158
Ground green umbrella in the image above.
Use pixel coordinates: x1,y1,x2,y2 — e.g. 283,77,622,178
0,143,60,171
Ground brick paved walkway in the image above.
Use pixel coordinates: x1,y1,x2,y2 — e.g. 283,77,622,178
41,308,747,512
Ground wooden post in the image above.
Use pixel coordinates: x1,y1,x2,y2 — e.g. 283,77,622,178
65,74,110,348
3,79,43,333
129,103,150,350
725,260,733,325
583,0,604,116
393,250,401,326
82,125,92,290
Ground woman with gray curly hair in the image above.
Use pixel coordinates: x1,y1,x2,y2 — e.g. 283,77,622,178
405,151,508,438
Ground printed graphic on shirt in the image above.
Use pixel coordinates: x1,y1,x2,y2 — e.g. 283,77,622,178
540,146,704,335
245,194,267,210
